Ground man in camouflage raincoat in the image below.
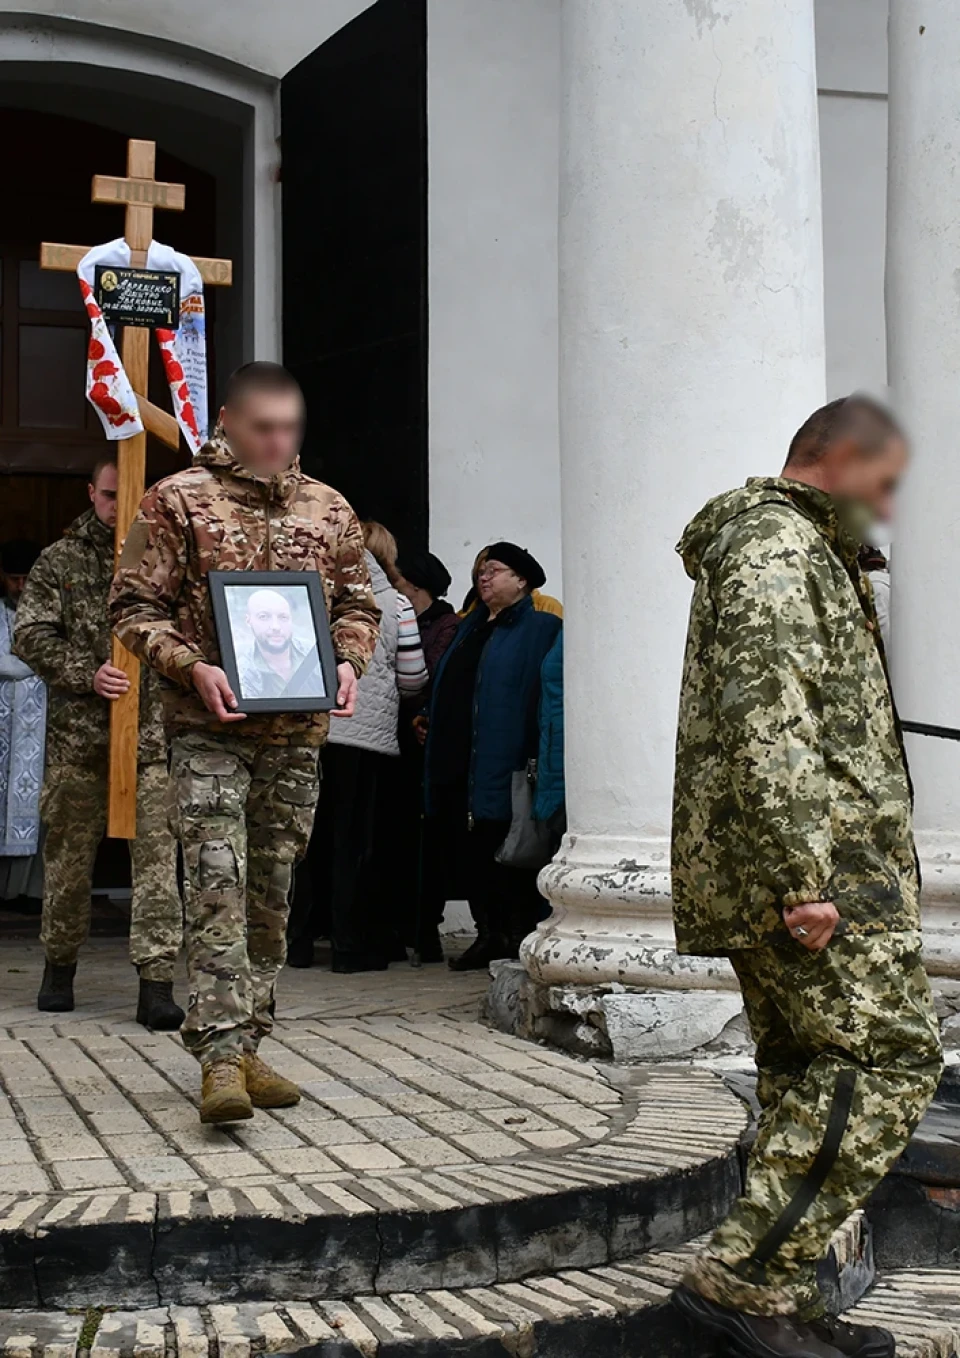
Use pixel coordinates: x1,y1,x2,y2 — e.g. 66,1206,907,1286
15,458,183,1029
110,362,380,1126
670,396,942,1358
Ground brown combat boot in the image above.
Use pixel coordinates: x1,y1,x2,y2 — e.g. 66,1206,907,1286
200,1058,253,1125
243,1053,301,1108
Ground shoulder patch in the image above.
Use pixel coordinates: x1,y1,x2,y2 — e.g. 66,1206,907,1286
119,519,150,571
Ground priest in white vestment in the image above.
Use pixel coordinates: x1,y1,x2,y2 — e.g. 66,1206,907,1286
0,540,45,906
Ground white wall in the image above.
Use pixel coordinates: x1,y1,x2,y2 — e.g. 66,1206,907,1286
816,0,889,397
0,0,376,78
427,0,562,606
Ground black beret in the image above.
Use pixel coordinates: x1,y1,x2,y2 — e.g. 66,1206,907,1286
484,541,546,591
399,549,452,599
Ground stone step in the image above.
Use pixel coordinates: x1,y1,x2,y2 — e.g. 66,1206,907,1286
0,1067,745,1309
0,1219,928,1358
846,1273,960,1357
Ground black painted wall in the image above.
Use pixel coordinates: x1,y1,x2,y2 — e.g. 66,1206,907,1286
281,0,429,554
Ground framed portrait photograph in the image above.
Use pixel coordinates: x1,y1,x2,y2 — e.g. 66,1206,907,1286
209,571,339,714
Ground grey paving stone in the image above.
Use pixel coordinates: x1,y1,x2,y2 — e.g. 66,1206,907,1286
91,1309,169,1358
0,1141,42,1167
0,1309,85,1358
51,1160,127,1191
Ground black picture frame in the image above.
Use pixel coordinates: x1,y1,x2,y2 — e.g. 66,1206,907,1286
209,570,339,714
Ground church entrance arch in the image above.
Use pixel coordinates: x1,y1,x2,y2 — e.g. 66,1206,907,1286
0,108,221,546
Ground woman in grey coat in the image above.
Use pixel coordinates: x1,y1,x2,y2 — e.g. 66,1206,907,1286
288,523,427,972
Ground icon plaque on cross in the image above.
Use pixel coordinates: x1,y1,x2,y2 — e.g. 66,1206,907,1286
40,138,233,839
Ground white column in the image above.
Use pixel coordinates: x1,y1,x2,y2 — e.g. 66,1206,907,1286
887,4,960,975
522,0,826,988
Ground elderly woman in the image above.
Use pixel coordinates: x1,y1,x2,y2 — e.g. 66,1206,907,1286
392,549,460,961
423,542,561,970
460,546,564,619
288,522,428,972
397,549,460,677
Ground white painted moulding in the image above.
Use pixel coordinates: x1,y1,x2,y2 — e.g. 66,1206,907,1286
522,833,738,990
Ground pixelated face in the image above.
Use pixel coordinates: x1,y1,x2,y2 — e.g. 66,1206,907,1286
246,589,294,653
89,462,118,529
221,390,305,477
830,436,909,525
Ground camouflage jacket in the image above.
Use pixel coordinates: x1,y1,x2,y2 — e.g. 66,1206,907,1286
108,434,380,746
14,509,167,767
672,477,918,957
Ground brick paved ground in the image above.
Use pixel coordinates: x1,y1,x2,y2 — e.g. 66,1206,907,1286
0,938,642,1197
0,936,748,1315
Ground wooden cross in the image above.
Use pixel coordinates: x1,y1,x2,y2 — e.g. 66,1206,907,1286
41,138,233,839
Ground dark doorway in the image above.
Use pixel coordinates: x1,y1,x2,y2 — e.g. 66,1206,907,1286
0,106,220,905
281,0,429,555
0,108,217,548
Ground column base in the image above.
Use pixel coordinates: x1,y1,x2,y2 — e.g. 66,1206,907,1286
497,830,960,1061
487,833,743,1061
520,832,736,989
484,959,748,1061
918,832,960,985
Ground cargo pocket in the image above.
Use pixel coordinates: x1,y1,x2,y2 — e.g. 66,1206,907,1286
274,757,321,861
180,754,244,819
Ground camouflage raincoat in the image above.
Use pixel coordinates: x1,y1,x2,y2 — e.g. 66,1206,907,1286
15,508,166,766
672,477,918,957
108,433,380,747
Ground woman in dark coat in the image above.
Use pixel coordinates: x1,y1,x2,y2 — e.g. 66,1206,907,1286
422,542,561,971
398,551,459,677
393,550,460,961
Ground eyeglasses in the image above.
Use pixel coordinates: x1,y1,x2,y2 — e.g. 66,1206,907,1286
477,563,512,581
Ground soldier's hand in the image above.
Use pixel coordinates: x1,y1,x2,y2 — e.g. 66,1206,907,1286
783,902,840,952
191,662,247,723
94,662,131,700
332,662,358,718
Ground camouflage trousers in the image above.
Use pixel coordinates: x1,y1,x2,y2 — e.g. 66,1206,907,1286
40,758,182,981
684,930,942,1317
170,731,320,1064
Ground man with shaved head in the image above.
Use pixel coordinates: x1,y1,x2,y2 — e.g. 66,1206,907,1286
670,395,942,1357
236,588,302,700
110,362,379,1125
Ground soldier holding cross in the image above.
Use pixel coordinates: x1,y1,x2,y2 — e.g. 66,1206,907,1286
14,456,184,1028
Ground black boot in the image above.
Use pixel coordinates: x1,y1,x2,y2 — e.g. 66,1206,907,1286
331,949,389,974
449,934,509,972
416,926,445,964
671,1286,847,1357
136,978,185,1031
37,962,76,1013
808,1316,895,1358
286,936,315,969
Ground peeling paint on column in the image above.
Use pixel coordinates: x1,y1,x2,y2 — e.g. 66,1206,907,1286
682,0,731,37
708,199,768,284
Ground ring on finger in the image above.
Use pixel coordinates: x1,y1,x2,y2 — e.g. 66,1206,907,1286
794,926,809,939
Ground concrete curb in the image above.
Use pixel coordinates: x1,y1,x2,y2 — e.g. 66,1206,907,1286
0,1071,745,1308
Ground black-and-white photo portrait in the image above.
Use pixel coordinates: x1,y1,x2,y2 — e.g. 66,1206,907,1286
209,571,338,714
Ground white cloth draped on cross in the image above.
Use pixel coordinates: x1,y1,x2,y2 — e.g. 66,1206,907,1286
77,238,209,454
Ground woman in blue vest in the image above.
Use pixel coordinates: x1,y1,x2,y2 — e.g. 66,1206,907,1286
423,542,561,971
